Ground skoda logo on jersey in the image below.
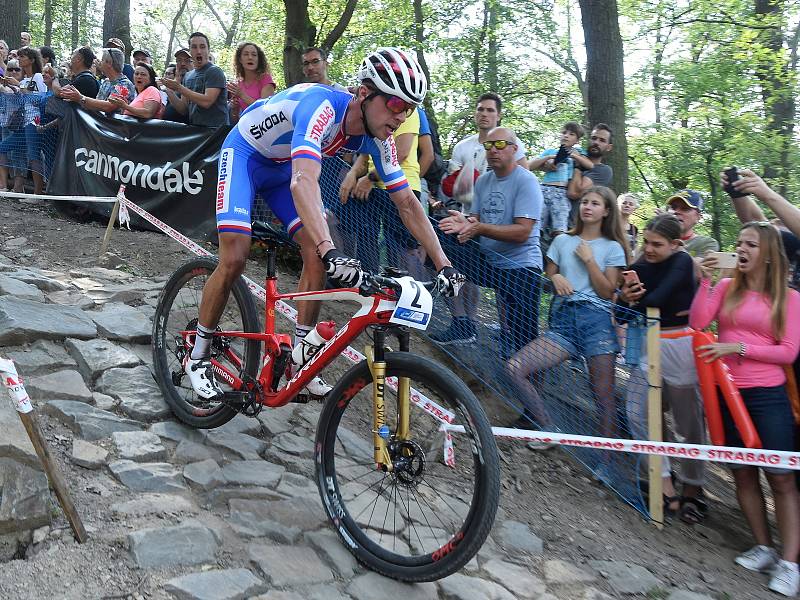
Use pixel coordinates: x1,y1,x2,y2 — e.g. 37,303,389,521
305,102,335,146
217,148,233,213
249,111,289,140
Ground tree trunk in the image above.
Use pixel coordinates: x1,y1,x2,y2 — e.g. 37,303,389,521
0,0,29,47
44,0,52,47
224,0,242,48
485,0,498,92
165,0,189,70
578,0,629,194
71,0,79,49
282,0,316,87
103,0,131,61
754,0,795,195
412,0,441,149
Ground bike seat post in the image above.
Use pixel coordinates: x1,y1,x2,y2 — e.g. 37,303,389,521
265,244,277,279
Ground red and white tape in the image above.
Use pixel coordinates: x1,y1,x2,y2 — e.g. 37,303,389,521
442,425,800,470
117,194,455,424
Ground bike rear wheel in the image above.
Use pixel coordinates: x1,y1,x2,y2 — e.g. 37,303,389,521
315,351,500,582
152,257,261,428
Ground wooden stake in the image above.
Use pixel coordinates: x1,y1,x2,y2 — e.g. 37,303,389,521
18,412,88,543
99,185,125,259
0,359,87,542
646,307,663,529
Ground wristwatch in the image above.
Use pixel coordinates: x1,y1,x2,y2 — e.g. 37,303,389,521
79,95,86,106
367,171,380,183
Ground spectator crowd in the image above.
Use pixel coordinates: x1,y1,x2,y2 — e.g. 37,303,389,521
3,30,800,598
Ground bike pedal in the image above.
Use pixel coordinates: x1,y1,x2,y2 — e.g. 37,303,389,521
290,393,311,404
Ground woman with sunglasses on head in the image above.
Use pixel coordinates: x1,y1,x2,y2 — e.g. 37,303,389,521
690,221,800,597
0,47,46,195
507,186,628,463
619,214,707,522
109,63,163,119
227,42,275,123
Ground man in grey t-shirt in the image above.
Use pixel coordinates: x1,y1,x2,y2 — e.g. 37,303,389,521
567,123,613,224
438,127,543,354
161,32,228,127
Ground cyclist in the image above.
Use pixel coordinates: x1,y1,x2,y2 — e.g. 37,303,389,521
186,47,466,400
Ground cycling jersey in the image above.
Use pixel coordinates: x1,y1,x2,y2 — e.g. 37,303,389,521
216,83,409,236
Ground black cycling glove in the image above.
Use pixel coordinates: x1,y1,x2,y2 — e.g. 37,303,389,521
437,266,466,297
322,249,364,288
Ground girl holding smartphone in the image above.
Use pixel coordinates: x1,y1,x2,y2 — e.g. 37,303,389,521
507,186,627,467
690,221,800,597
619,214,706,523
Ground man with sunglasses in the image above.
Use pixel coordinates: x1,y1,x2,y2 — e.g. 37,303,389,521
438,127,544,357
184,47,466,401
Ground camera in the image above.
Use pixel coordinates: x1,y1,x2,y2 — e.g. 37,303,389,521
553,145,571,165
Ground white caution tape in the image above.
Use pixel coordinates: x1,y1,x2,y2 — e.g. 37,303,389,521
0,191,117,203
0,358,33,414
443,425,800,470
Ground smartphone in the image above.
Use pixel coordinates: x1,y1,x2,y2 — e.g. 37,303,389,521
553,145,570,165
709,251,739,270
621,270,641,285
724,166,747,198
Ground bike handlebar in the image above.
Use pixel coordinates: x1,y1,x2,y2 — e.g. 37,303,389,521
359,272,437,298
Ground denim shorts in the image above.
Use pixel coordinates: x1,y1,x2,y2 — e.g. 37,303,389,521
721,385,795,475
544,299,619,358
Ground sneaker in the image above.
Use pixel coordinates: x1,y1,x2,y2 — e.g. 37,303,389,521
769,560,800,596
735,545,779,573
526,426,562,451
185,357,224,400
303,375,332,398
429,321,476,345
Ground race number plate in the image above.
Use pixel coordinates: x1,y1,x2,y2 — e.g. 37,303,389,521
389,277,433,330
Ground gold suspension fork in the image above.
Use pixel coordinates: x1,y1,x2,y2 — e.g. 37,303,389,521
366,344,392,471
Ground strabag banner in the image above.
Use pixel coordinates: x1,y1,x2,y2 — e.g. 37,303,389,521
47,99,230,240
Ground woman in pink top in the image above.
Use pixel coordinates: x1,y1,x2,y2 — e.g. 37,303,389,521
690,221,800,597
226,42,275,122
109,63,163,119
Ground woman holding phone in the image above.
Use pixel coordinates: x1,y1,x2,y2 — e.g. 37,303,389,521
507,186,627,469
690,221,800,597
619,214,706,523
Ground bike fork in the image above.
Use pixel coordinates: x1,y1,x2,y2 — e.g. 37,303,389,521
366,328,411,471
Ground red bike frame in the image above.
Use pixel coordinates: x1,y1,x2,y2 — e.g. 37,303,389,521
182,276,399,408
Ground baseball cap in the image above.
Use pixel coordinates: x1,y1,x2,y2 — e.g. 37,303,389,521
174,48,191,59
132,49,151,58
106,38,125,52
666,189,704,212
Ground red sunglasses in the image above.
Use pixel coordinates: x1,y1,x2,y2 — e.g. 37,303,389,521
382,94,415,116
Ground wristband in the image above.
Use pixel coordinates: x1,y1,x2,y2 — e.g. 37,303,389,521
368,171,379,183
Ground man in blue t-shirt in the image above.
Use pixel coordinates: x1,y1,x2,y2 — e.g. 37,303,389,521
184,48,465,401
438,126,544,355
161,32,228,127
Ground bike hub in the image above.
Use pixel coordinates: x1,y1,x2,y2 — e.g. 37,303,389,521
388,440,425,485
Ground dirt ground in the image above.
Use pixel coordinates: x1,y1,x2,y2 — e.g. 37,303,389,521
0,197,787,599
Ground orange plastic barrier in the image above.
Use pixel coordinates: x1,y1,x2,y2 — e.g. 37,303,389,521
659,329,761,449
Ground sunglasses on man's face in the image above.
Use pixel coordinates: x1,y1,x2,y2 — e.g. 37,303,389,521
302,58,323,67
7,68,21,72
482,139,515,150
382,94,415,117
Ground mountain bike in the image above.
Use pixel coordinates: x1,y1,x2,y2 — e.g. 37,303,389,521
151,236,500,582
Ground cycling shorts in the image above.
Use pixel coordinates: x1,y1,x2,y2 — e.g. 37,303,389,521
215,127,305,238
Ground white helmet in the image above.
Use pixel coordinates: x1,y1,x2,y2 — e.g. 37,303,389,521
358,47,427,105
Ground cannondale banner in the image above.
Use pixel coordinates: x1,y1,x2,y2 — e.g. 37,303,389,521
47,100,230,240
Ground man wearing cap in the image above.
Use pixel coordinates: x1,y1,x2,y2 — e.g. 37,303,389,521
162,47,192,124
161,32,228,127
132,49,152,65
106,38,134,80
667,189,719,257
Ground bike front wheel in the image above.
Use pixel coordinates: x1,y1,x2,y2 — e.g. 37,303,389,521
315,351,500,582
152,257,261,429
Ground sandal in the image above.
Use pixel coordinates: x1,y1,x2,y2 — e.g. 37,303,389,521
663,494,681,517
679,496,708,525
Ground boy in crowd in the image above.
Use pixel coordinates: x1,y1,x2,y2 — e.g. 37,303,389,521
529,122,594,246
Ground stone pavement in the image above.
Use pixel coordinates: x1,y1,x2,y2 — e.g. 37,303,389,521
0,257,712,600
